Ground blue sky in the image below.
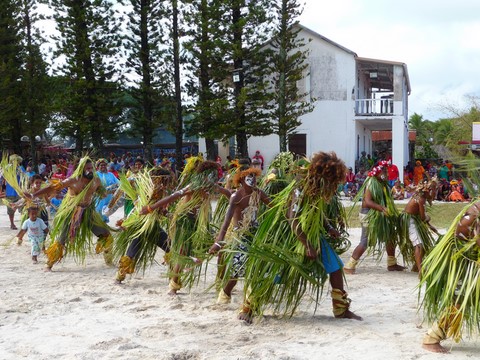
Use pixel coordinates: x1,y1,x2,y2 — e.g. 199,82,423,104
299,0,480,121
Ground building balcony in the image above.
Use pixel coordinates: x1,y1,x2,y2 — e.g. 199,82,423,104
355,98,394,116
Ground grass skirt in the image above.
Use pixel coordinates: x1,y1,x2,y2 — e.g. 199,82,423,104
419,203,480,339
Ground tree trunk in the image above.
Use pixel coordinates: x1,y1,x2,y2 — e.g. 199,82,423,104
277,0,288,153
140,0,153,164
232,2,248,159
205,138,216,160
172,0,184,172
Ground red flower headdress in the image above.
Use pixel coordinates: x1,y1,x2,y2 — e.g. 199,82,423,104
367,160,388,177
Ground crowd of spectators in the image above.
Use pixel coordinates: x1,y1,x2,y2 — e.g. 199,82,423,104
342,154,470,203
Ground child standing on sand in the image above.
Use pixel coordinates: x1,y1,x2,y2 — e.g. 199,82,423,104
16,206,49,264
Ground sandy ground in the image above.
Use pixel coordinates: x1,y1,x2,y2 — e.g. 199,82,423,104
0,203,478,360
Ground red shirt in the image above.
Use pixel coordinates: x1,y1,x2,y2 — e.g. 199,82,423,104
51,172,66,181
388,164,399,181
345,171,355,183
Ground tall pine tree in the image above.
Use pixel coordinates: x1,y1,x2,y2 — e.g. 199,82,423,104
171,0,185,168
224,0,274,158
268,0,313,152
124,0,173,163
0,0,24,153
49,0,124,153
19,0,50,169
183,0,232,160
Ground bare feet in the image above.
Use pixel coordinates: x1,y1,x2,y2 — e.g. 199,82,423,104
168,289,178,296
44,266,52,272
10,224,17,230
422,343,449,353
238,310,253,324
335,310,363,321
343,267,356,275
32,256,38,264
387,264,406,271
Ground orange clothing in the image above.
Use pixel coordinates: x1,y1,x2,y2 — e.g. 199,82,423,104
413,165,425,185
448,185,465,202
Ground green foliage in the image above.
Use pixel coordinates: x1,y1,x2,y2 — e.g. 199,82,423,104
225,0,277,157
434,118,454,146
413,97,480,157
18,0,51,167
409,112,439,159
446,107,480,155
123,0,175,162
266,0,314,152
183,0,232,159
0,0,24,150
49,0,125,152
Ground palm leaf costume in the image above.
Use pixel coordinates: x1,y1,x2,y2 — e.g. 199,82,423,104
45,156,114,268
419,201,480,345
113,168,174,281
242,184,350,318
398,212,436,264
0,154,28,198
397,180,439,269
259,152,295,197
239,153,351,318
1,156,51,225
353,175,401,259
168,159,219,291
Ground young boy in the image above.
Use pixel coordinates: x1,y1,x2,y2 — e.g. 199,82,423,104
401,179,438,275
16,206,49,264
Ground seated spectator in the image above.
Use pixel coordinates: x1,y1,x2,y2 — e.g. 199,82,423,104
355,168,366,188
348,182,358,200
391,180,405,200
344,167,356,196
448,179,465,202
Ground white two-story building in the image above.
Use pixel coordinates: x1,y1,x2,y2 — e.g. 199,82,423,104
200,24,411,179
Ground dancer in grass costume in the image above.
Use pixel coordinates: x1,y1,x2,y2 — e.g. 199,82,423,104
114,167,175,283
28,156,114,271
420,199,480,353
398,178,438,275
144,157,230,295
229,152,362,323
208,160,271,323
344,160,406,274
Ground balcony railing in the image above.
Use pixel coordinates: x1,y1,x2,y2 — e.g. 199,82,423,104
355,99,393,115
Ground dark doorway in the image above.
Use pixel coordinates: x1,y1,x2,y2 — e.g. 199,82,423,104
288,134,307,158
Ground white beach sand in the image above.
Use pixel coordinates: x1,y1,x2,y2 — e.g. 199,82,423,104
0,203,478,360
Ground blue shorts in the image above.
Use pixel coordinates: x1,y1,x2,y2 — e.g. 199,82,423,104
320,237,343,274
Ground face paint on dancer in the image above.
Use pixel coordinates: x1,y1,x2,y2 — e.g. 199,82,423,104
244,174,256,187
